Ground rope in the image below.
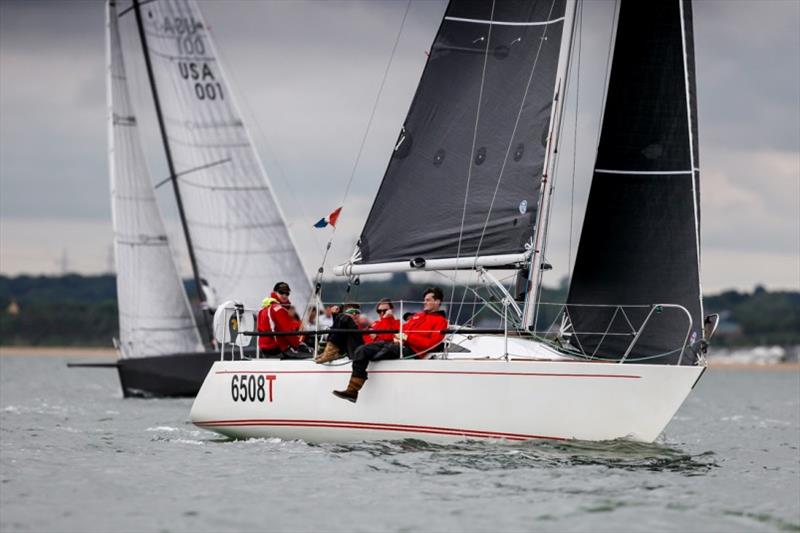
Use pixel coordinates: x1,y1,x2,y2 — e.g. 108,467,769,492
564,0,615,291
567,1,583,279
207,21,325,254
307,0,413,309
447,0,497,322
454,0,560,323
595,0,620,151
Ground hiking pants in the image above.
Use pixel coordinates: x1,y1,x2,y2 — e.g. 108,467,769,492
351,341,413,380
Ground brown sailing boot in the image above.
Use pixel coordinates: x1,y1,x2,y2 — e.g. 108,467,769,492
314,342,342,364
332,376,365,403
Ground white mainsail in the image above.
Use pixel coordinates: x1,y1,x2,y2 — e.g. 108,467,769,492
136,0,311,311
107,0,203,358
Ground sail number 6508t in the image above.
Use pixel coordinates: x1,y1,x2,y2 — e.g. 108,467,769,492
230,374,276,403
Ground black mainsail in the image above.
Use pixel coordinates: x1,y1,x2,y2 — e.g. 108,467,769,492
347,0,568,269
566,0,703,365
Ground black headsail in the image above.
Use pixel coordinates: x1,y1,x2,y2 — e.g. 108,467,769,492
351,0,567,268
566,0,702,365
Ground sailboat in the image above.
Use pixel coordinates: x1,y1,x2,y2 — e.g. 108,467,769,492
190,0,714,443
105,0,310,397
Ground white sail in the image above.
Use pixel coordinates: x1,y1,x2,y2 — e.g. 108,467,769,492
107,0,203,358
136,0,311,311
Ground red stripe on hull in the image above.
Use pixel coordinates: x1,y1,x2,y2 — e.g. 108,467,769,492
194,418,567,442
214,369,640,379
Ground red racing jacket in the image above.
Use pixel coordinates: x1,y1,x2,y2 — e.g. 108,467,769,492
257,293,300,352
364,315,401,344
403,310,448,357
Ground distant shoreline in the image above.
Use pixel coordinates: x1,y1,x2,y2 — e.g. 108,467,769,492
0,346,797,371
707,361,799,371
0,346,117,359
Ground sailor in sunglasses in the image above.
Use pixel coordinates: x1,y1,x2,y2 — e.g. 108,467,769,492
332,287,447,403
364,298,400,344
257,282,312,359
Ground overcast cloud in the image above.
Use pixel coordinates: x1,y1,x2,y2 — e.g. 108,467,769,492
0,0,798,293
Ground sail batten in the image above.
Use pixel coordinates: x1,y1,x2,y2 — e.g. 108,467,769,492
594,168,694,175
444,15,565,26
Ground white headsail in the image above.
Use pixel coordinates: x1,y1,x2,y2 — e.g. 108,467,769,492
107,0,203,357
135,0,311,310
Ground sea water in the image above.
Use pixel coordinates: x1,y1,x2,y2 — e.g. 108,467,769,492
1,354,798,532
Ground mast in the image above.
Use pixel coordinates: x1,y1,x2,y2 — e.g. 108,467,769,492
522,0,578,329
132,0,211,338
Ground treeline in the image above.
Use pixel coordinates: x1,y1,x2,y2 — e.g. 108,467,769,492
0,274,797,347
0,275,118,346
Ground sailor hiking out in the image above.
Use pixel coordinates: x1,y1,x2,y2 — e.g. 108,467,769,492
332,287,448,403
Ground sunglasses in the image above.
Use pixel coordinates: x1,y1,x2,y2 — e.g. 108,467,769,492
278,291,290,296
376,308,391,314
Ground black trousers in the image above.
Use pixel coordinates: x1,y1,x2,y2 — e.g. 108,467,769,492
327,314,365,357
260,344,312,359
327,330,364,357
351,341,413,380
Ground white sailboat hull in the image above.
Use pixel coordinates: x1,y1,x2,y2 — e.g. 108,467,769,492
190,357,705,444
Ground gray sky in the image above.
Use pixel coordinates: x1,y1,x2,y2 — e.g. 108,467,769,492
0,0,798,294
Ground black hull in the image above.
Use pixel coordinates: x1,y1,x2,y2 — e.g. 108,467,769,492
117,349,249,398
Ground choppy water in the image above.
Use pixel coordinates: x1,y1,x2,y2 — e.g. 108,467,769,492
1,355,798,532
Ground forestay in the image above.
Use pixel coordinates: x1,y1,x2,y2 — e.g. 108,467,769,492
107,0,203,358
566,0,703,365
349,0,567,269
137,0,310,309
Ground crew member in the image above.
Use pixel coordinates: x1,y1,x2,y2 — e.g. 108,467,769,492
363,298,400,344
257,282,310,359
332,287,447,402
315,303,364,363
